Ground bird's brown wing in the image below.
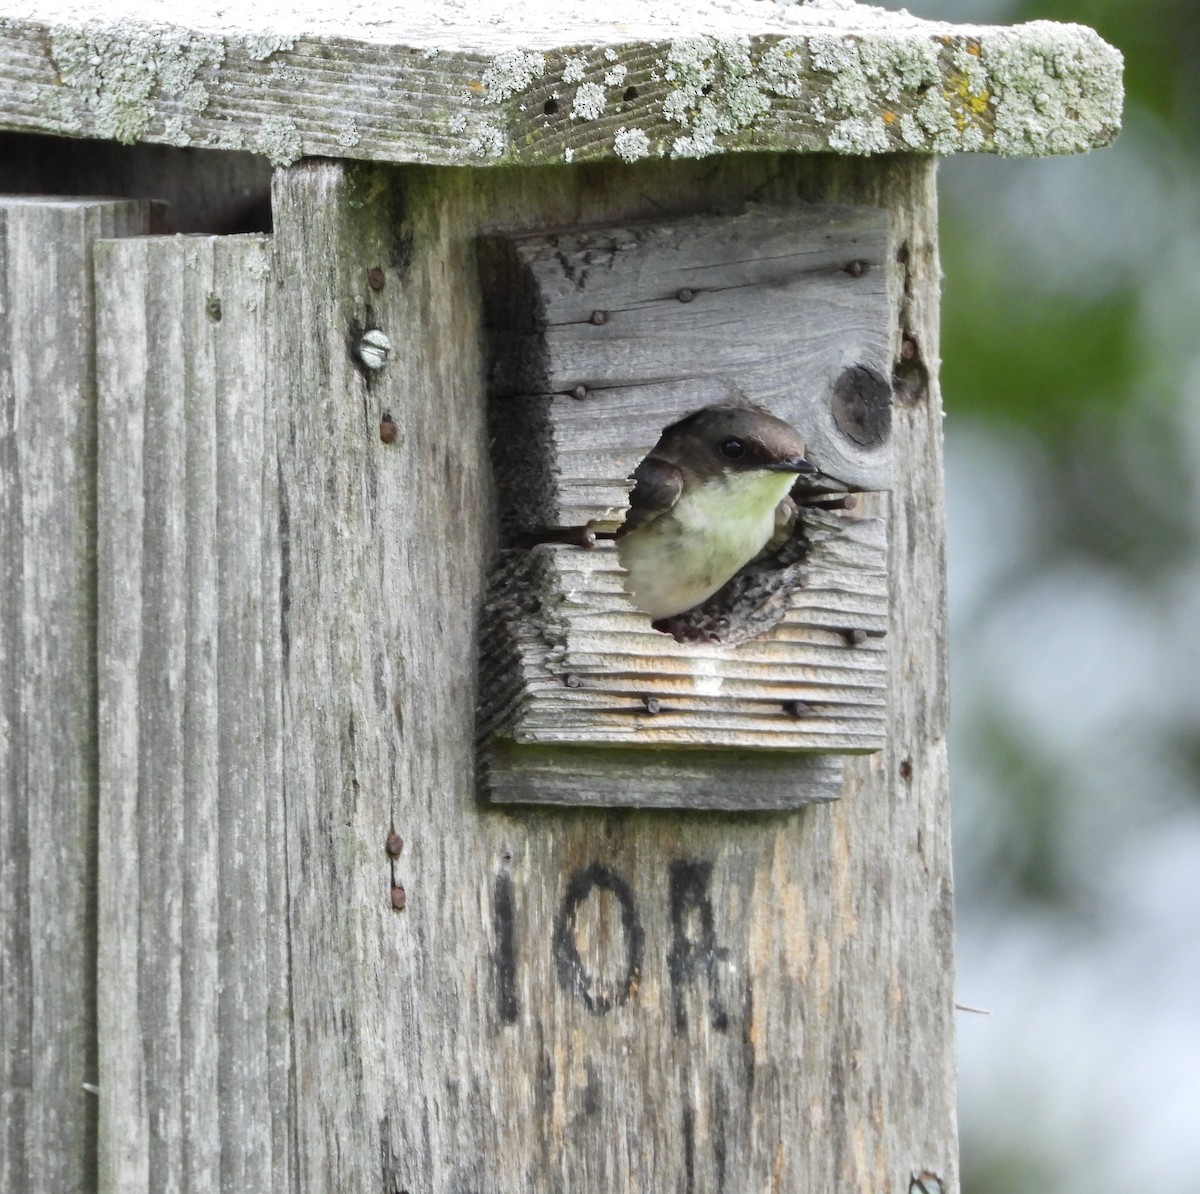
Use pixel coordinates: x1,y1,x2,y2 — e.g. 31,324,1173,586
613,454,684,540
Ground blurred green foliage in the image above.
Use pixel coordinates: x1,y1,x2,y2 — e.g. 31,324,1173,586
903,2,1200,1191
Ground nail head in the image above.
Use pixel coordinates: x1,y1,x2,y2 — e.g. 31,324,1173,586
590,309,608,326
385,830,404,856
390,885,407,911
367,266,386,292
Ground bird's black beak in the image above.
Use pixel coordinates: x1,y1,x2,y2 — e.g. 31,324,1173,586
767,455,818,474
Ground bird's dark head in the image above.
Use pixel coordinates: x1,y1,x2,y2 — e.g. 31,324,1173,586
654,403,815,479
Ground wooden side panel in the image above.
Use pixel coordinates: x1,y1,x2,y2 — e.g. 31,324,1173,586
272,154,956,1193
0,196,159,1194
94,234,291,1193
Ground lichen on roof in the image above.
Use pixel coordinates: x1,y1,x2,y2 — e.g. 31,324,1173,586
0,0,1124,167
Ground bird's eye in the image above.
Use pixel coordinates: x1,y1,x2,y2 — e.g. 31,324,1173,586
720,438,745,459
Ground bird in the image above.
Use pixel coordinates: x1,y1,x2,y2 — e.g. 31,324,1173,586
611,402,816,622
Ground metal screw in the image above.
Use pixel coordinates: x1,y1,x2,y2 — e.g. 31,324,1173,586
642,696,661,715
367,266,386,292
590,310,608,326
385,830,404,857
676,287,694,303
379,415,398,444
909,1172,944,1194
782,700,812,718
572,385,588,400
844,259,868,277
390,885,407,911
564,673,582,689
841,628,867,646
356,328,392,370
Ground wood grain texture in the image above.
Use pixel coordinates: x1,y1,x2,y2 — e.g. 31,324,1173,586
478,511,888,808
0,196,160,1194
270,152,956,1192
0,2,1122,166
478,205,891,807
483,204,894,502
94,233,291,1193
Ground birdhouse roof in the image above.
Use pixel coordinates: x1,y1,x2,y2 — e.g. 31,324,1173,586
0,0,1123,166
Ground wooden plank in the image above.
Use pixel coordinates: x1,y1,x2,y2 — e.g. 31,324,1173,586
271,153,956,1192
478,519,889,763
484,205,893,508
0,3,1122,166
484,743,845,809
0,197,160,1194
94,233,290,1193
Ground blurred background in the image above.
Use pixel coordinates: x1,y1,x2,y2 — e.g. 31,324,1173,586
892,0,1200,1189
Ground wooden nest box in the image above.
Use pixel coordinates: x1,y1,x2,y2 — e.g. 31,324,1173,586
0,3,1121,1192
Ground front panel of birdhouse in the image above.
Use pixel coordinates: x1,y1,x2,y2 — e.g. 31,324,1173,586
477,205,896,809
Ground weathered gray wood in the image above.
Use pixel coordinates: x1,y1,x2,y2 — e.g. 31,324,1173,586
483,205,894,502
0,196,160,1194
485,743,845,809
0,1,1122,166
271,152,956,1192
478,204,891,807
478,510,888,809
94,233,291,1193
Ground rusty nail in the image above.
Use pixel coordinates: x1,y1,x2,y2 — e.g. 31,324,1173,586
782,700,812,719
379,415,398,444
367,266,386,292
676,287,694,303
572,384,588,400
841,628,867,646
564,673,582,689
590,310,608,326
385,830,404,857
844,259,867,277
642,696,661,715
899,758,913,782
901,337,918,360
390,885,407,911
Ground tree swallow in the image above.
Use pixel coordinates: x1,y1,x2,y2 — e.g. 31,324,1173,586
613,403,816,622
